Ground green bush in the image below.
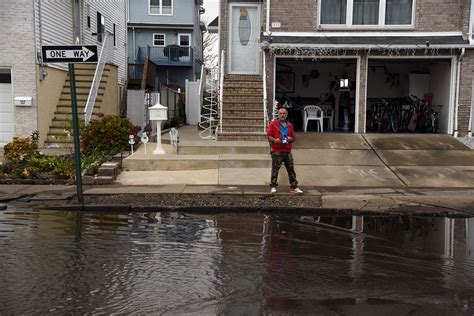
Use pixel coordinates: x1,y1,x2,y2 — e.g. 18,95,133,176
81,115,141,154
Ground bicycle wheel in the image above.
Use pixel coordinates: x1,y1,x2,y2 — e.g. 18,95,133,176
424,117,433,133
433,118,439,133
390,110,400,133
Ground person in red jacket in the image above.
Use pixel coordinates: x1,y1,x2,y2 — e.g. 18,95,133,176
267,108,303,194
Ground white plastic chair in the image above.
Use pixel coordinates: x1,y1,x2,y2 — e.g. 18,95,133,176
320,104,334,131
303,105,324,132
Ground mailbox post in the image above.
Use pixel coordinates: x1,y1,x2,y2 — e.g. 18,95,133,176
149,102,168,155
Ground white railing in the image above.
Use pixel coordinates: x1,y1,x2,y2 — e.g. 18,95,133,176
84,33,111,125
219,50,225,133
262,50,269,130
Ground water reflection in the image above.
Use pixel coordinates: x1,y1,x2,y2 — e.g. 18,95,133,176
0,209,473,314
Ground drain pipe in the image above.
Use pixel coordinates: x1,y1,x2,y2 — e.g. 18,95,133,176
454,47,465,138
265,0,270,34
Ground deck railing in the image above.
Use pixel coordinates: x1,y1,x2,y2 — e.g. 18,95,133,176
137,46,193,65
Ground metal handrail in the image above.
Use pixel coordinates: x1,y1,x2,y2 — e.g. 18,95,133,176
262,50,269,130
219,50,224,133
84,33,111,125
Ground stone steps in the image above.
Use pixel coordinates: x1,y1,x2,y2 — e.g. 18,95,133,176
44,64,110,148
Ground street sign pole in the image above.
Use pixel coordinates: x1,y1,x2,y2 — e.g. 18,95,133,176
68,63,84,204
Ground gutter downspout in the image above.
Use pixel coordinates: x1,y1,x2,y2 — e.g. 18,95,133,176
265,0,270,35
454,48,465,138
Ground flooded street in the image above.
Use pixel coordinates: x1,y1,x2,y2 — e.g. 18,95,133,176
1,209,474,315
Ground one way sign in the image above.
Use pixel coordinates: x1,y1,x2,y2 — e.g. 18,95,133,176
42,45,98,63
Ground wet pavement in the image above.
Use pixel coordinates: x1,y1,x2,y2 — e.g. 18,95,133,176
1,208,473,314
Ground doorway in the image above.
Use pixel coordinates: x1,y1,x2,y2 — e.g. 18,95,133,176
228,3,260,74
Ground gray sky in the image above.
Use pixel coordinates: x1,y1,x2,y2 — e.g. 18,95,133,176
202,0,219,24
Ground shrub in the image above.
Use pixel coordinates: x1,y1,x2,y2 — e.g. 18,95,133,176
81,115,141,154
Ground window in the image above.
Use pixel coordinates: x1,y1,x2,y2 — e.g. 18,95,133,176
385,0,413,25
86,4,91,28
321,0,346,24
113,23,116,46
97,12,105,42
149,0,173,15
320,0,414,27
353,0,379,25
178,34,190,47
153,33,165,46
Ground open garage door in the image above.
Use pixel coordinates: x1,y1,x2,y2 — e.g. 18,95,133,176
0,70,13,147
366,59,452,134
275,58,357,133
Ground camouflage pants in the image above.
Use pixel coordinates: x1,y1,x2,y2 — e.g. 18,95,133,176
270,152,298,189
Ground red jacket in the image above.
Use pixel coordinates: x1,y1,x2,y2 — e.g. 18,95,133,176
267,119,294,152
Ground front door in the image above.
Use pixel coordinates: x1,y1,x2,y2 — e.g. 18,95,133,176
229,4,260,74
0,71,13,148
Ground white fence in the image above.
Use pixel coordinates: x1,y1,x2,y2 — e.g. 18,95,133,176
126,89,159,128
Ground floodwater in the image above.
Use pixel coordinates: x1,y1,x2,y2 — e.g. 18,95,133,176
1,209,474,315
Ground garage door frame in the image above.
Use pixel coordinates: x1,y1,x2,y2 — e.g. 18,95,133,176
367,55,456,134
0,69,13,147
273,54,361,133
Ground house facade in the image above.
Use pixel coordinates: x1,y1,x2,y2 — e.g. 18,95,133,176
127,0,205,89
217,0,474,140
0,0,128,148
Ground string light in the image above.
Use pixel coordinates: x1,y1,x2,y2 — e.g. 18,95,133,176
267,46,456,58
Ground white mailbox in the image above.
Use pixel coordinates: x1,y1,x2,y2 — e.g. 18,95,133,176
149,102,168,120
14,96,33,107
148,102,168,155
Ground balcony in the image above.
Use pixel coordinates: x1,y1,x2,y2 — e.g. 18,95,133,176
136,45,194,66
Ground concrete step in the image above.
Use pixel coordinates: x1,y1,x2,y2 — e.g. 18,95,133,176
178,143,269,155
61,87,105,95
222,100,263,107
59,95,103,102
223,126,265,133
122,154,270,170
217,131,268,141
222,109,262,117
222,118,264,125
65,79,107,86
223,96,263,103
53,111,102,120
224,87,263,95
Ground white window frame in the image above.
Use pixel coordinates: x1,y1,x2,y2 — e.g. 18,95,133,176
318,0,415,29
153,33,166,47
148,0,173,16
178,33,191,47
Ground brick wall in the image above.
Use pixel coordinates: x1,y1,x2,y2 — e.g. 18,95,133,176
358,53,368,133
415,0,465,32
0,0,38,138
264,0,468,33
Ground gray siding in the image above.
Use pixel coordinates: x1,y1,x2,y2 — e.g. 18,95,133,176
82,0,128,84
128,0,195,24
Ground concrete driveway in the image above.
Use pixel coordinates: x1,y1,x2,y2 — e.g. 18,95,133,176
279,133,474,188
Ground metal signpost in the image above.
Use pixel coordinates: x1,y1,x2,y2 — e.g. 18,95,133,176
41,45,98,203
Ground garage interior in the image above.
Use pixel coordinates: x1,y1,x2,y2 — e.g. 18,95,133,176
366,59,452,134
275,58,357,132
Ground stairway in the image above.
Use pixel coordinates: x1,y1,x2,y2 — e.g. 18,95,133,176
44,63,111,148
217,75,267,141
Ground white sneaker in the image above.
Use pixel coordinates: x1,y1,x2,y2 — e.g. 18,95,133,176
270,187,277,194
290,187,304,194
